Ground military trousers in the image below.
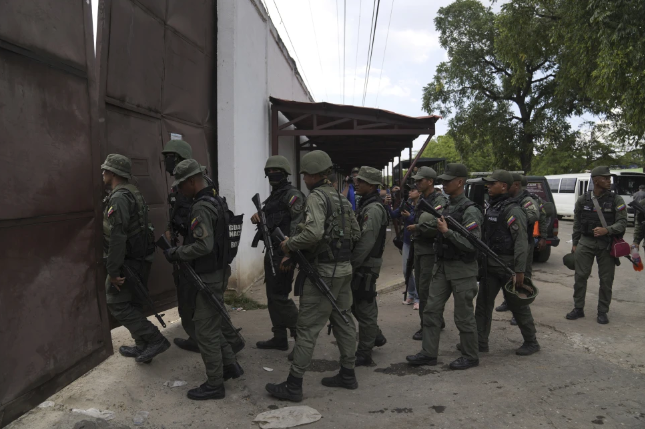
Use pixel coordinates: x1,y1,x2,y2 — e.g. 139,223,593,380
573,240,616,313
414,252,436,328
193,269,237,386
352,291,380,358
475,269,537,349
264,254,299,339
290,274,357,378
106,261,163,348
421,263,478,360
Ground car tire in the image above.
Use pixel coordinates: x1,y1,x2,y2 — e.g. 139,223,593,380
534,246,551,263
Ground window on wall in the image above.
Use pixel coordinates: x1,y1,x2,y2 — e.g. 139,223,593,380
547,178,560,193
560,178,577,193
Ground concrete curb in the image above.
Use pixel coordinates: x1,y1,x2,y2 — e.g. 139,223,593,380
377,279,405,295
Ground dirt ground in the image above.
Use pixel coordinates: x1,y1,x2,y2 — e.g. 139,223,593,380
7,222,645,429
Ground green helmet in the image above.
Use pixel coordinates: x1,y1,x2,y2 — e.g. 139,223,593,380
563,252,575,270
300,150,333,175
101,154,132,180
265,155,292,175
162,139,193,160
504,277,539,307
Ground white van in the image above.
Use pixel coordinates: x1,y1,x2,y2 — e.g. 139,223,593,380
545,171,645,222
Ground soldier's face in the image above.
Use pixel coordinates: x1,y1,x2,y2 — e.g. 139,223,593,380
101,170,112,188
409,188,420,199
486,181,507,197
594,175,611,191
355,179,374,196
509,181,521,196
178,177,197,198
303,173,320,190
442,177,462,195
416,178,432,193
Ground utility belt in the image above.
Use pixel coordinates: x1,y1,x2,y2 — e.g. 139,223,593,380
351,266,378,304
315,238,352,263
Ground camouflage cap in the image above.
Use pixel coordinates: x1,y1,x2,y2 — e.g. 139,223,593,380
511,173,522,183
300,150,333,174
412,166,437,180
101,154,132,180
172,159,206,187
356,166,382,185
265,155,292,175
482,170,513,187
162,139,193,160
591,166,611,177
563,252,575,271
437,163,468,181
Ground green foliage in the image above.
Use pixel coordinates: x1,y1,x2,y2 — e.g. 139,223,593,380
224,292,267,310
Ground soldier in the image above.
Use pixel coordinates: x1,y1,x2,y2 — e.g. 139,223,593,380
251,156,305,353
566,166,627,325
162,159,244,400
266,150,361,402
101,154,170,364
407,166,449,340
162,140,245,355
351,166,389,366
406,164,482,370
475,170,540,356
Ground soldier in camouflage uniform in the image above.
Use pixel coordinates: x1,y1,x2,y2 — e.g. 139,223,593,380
406,164,482,370
102,154,170,364
351,166,389,366
162,139,244,355
251,156,305,353
163,159,243,400
476,170,540,356
566,166,627,325
266,150,361,402
407,166,449,340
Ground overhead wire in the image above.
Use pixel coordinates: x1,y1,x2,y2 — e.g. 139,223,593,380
352,0,363,105
362,0,382,106
375,0,395,107
307,0,329,100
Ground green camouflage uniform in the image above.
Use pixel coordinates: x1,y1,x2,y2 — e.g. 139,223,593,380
516,191,539,278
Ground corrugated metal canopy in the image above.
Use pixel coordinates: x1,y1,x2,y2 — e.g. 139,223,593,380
270,97,440,173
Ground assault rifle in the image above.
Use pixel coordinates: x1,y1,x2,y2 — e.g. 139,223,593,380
629,199,645,223
416,199,515,278
271,227,350,325
251,193,276,276
122,264,167,328
156,235,245,346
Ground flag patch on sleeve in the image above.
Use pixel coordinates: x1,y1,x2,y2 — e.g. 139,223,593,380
191,217,200,231
507,216,516,226
617,203,626,211
465,221,478,231
434,205,443,211
289,195,299,206
107,206,116,217
523,201,533,208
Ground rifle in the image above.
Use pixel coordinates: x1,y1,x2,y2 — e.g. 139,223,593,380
416,199,515,279
271,227,350,325
629,199,645,222
251,193,277,277
122,264,167,328
156,235,245,346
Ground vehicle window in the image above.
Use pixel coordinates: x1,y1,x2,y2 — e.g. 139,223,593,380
615,175,645,195
547,178,559,193
526,181,549,201
578,180,589,196
560,178,577,193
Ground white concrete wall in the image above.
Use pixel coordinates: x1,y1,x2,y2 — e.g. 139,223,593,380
217,0,313,290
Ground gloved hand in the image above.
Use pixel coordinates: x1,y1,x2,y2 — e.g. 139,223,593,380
164,246,179,263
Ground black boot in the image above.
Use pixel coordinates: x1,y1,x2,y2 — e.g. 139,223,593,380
412,329,422,341
321,366,358,389
516,342,541,356
449,356,479,370
597,312,609,324
223,362,244,381
174,337,199,353
374,332,387,347
187,382,225,400
135,337,171,363
265,374,303,402
119,345,143,358
256,337,289,351
510,317,517,326
405,352,437,366
566,308,585,320
495,300,509,312
355,353,374,367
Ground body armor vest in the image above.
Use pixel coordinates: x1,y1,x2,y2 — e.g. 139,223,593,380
357,192,389,260
168,175,216,240
263,182,295,247
307,183,353,263
580,191,618,237
484,196,517,256
435,200,478,263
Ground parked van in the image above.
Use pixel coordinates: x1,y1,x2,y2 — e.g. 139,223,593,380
545,171,645,222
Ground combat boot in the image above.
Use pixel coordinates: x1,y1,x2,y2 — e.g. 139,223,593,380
223,362,244,381
187,382,225,400
495,300,509,312
412,329,422,341
449,356,479,370
173,337,199,353
565,308,585,320
135,337,171,363
374,332,387,347
256,337,289,351
516,342,540,356
265,374,303,402
354,353,374,367
405,352,437,366
321,366,358,389
119,345,143,358
510,317,517,326
597,312,609,324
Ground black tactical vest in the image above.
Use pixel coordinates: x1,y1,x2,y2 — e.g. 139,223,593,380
484,196,517,256
580,191,617,237
168,175,216,240
263,182,295,244
357,192,389,260
435,200,478,263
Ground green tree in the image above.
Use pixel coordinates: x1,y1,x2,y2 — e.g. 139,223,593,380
422,0,577,172
422,134,495,172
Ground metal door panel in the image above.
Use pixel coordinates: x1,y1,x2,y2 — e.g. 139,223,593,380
166,0,212,50
0,49,93,221
136,0,167,21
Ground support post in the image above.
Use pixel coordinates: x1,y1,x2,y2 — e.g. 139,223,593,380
271,106,279,155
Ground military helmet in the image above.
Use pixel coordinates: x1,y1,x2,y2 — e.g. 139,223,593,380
563,252,575,270
504,276,539,307
265,155,292,175
300,150,333,174
162,139,193,160
172,159,206,188
356,166,382,185
101,154,132,180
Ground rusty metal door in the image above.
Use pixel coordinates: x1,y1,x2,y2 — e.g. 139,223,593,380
96,0,218,316
0,1,112,426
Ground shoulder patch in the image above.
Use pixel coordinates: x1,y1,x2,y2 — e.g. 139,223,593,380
617,203,626,211
523,201,533,209
288,195,299,206
363,213,369,222
191,217,200,231
465,221,478,231
507,215,516,226
434,204,443,211
107,206,116,217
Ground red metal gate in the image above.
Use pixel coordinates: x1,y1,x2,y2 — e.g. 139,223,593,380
0,1,111,426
